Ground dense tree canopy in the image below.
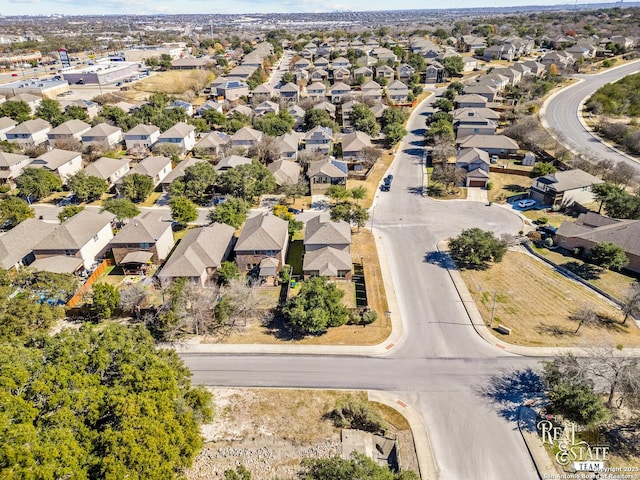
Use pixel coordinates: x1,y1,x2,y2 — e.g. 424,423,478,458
15,168,62,201
120,173,154,203
170,162,217,206
0,196,34,227
0,324,213,478
216,161,277,201
67,171,109,202
448,228,507,270
587,73,640,117
102,198,140,222
207,197,250,228
169,195,198,227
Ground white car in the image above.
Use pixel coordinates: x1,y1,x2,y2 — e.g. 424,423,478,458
517,199,536,209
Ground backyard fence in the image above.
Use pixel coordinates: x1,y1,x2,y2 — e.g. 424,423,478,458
66,259,114,308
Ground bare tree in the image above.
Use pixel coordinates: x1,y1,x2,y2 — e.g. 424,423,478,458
571,305,600,333
604,162,637,187
357,146,383,170
431,136,456,165
119,283,147,319
622,282,640,325
431,164,466,191
248,135,280,165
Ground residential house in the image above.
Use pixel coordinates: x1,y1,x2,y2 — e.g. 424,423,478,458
492,67,523,86
529,169,603,207
341,100,361,130
168,100,193,117
555,212,640,274
425,62,445,83
0,151,30,185
293,58,312,71
6,119,51,147
455,112,497,139
314,57,330,70
396,63,416,80
305,126,333,154
156,122,196,152
83,157,130,187
313,101,337,119
268,159,301,186
463,85,498,103
0,117,17,141
541,51,574,70
462,56,479,72
477,73,510,91
310,69,329,83
32,209,116,270
215,154,252,171
454,94,488,109
230,126,263,149
157,223,235,287
81,123,123,150
194,131,230,157
160,157,206,191
196,100,224,116
342,131,372,161
124,124,160,152
60,99,100,119
376,65,395,81
30,149,82,182
306,82,327,101
353,66,374,81
293,69,309,83
280,82,300,102
329,82,351,104
254,100,279,116
276,132,302,160
458,134,519,155
128,155,172,187
455,148,490,188
461,35,487,52
371,47,397,64
109,211,174,268
251,83,273,102
332,57,351,69
307,157,347,193
0,218,57,271
303,213,352,280
386,80,409,104
47,119,91,148
234,213,288,278
483,45,505,61
216,80,250,102
288,104,306,130
355,56,377,68
332,67,350,83
522,61,545,77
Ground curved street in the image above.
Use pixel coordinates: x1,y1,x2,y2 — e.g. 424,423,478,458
541,59,640,172
182,90,542,480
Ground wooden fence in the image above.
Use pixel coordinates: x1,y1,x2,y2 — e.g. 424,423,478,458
66,259,114,308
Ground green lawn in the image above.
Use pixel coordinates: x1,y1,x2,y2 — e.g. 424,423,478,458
287,239,304,276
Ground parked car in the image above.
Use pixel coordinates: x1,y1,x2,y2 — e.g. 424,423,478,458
380,184,390,192
384,174,393,185
115,81,122,86
490,155,499,164
287,207,302,215
517,199,536,209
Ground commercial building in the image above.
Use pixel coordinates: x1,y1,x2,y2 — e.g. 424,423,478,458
61,61,140,85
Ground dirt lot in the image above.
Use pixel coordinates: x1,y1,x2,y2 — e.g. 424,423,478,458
186,388,417,480
127,70,215,99
460,250,640,347
532,245,639,301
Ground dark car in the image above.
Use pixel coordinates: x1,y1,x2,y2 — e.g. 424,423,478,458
380,184,390,192
384,174,394,185
287,207,302,215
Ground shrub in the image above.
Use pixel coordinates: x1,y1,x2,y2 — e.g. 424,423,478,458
536,217,549,225
328,400,387,434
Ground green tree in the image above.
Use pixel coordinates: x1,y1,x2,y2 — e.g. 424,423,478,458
380,107,408,129
67,171,109,202
326,184,350,203
591,182,622,213
253,110,295,136
589,242,629,271
424,118,454,144
0,324,213,477
301,453,419,480
169,195,198,228
216,161,277,201
225,466,252,480
433,97,453,112
441,56,465,77
207,197,250,228
383,122,407,147
65,105,89,122
448,228,508,270
91,282,120,319
15,167,62,201
217,261,240,285
283,277,349,335
102,198,140,222
121,173,154,203
304,108,337,131
532,162,557,177
0,196,34,227
350,186,367,204
58,204,85,223
350,103,380,137
170,162,217,206
0,100,31,122
35,98,64,126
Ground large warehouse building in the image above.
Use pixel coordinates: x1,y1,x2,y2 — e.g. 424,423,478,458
61,61,141,85
0,78,69,98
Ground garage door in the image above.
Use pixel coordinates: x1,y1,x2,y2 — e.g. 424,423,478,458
468,180,486,187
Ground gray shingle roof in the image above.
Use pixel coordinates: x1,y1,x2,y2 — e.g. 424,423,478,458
110,211,172,245
34,210,115,251
235,213,288,252
303,246,352,276
0,219,57,270
304,214,351,247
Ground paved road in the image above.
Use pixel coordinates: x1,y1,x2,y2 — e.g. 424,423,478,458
542,60,640,172
183,90,540,480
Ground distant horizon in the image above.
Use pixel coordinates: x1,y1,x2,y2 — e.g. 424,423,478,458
1,0,634,18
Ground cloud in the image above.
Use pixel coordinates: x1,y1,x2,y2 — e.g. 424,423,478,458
9,0,41,4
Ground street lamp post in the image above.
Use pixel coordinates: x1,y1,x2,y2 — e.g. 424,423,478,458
490,292,498,327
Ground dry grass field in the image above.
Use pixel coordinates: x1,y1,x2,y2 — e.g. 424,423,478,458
130,70,215,97
460,251,640,347
488,172,532,203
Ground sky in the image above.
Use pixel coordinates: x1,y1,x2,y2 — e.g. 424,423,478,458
2,0,615,17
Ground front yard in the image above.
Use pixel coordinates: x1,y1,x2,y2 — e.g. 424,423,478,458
488,172,531,203
460,251,640,347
